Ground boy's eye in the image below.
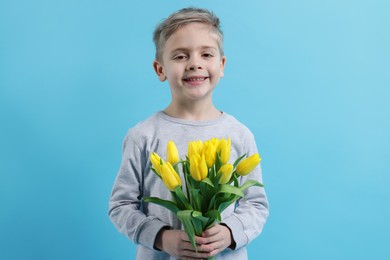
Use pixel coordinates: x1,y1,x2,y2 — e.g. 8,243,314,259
173,54,188,60
203,53,214,58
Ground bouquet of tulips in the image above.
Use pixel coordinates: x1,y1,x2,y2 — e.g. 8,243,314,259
143,138,263,257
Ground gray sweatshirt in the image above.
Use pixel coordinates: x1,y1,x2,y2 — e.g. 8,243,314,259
109,111,269,259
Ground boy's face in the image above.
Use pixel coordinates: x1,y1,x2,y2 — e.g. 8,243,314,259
153,23,226,104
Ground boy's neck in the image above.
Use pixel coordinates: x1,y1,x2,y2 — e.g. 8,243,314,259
163,102,221,121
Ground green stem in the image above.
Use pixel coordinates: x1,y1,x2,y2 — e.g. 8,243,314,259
182,161,193,206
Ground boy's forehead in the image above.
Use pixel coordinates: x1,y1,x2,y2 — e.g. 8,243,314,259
169,22,216,38
164,23,220,50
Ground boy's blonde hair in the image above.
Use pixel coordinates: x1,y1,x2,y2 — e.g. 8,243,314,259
153,7,224,62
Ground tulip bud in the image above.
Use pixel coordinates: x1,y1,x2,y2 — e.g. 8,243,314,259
167,140,179,165
190,154,208,181
218,137,231,164
161,162,182,191
188,140,203,160
150,152,164,176
218,163,234,184
203,140,217,168
210,138,220,149
236,154,261,176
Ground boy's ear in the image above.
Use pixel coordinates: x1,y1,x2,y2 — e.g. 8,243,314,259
219,56,226,78
153,60,167,82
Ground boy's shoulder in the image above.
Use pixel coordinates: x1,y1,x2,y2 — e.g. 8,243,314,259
124,111,255,141
126,112,162,136
223,112,254,135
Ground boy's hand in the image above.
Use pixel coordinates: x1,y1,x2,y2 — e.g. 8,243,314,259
155,224,233,259
199,224,233,256
155,229,213,260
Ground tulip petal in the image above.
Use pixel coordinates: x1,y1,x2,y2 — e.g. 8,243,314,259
167,140,180,165
236,154,261,176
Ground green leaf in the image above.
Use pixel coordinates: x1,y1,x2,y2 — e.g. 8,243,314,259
192,210,210,225
173,163,180,174
208,165,215,180
204,210,221,222
208,196,216,211
207,185,243,212
190,189,202,211
192,217,204,237
201,177,214,188
232,172,239,186
204,210,221,229
187,172,200,190
184,173,191,203
142,197,180,214
191,211,208,236
215,152,222,173
182,159,190,176
214,171,223,187
177,210,197,252
150,167,162,179
214,194,232,208
171,192,184,210
239,180,264,192
174,186,193,210
199,182,212,212
217,195,240,213
233,153,247,168
217,184,244,197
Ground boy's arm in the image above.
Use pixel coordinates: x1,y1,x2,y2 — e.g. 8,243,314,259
222,133,269,250
108,132,170,250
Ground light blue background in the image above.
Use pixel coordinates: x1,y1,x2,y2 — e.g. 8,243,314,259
1,1,389,259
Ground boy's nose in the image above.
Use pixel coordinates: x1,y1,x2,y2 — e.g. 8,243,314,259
186,59,203,71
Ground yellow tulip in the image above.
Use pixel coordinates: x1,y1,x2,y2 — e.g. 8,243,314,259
161,162,182,191
167,140,179,165
209,138,220,149
203,140,217,168
218,137,231,164
189,154,208,181
188,140,203,159
218,163,234,184
150,152,164,176
236,154,261,176
167,162,182,184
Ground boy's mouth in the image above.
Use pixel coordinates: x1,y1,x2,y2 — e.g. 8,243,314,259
183,76,208,82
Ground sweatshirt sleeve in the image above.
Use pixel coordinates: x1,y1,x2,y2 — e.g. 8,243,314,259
222,132,269,250
108,130,169,250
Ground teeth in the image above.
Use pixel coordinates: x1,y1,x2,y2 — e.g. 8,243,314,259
187,77,205,81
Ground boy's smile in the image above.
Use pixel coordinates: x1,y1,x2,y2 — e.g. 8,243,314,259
153,22,226,105
183,76,208,85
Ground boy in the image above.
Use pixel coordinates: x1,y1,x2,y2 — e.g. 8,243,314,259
109,7,269,260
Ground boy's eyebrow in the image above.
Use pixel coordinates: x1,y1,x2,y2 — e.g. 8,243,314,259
169,46,218,54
